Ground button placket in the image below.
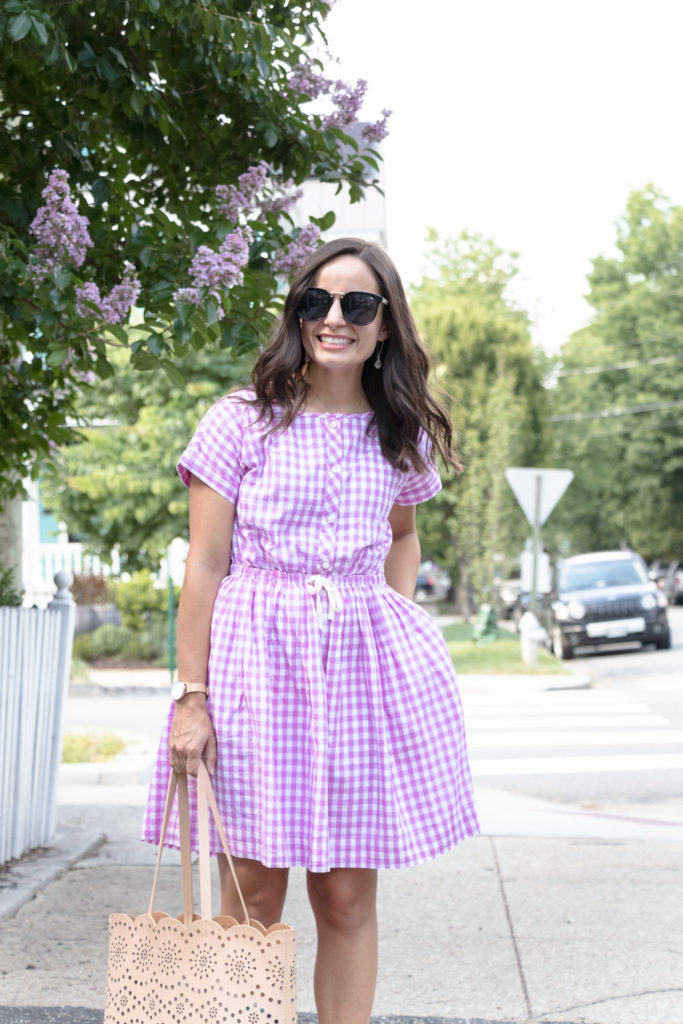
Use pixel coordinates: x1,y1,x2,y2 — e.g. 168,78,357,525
318,417,342,573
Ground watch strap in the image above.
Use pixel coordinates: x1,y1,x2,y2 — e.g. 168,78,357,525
172,681,208,701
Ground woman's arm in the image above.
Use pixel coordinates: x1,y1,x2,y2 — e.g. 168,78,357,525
168,476,235,776
384,503,421,599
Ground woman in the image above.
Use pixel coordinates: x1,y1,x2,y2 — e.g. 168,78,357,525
143,236,479,1024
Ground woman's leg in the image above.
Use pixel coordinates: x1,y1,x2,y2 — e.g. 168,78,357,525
306,868,378,1024
217,854,289,928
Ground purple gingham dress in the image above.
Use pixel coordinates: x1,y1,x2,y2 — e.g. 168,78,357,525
142,390,479,871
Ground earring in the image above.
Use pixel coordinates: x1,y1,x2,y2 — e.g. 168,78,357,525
374,339,384,370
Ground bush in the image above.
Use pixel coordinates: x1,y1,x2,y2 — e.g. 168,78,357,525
73,624,132,660
109,570,179,632
72,620,168,662
0,567,23,607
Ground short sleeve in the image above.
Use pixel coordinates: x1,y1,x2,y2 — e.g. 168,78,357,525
394,431,442,506
177,395,246,504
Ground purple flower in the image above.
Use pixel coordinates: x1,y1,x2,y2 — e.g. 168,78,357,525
362,109,392,143
260,178,304,217
173,227,252,315
216,162,269,222
322,79,367,129
288,59,331,100
272,223,321,277
30,169,93,278
75,262,141,324
75,282,102,318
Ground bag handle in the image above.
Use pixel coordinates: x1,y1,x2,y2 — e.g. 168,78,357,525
148,763,250,927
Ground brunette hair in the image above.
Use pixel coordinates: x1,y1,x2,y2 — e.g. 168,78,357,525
249,237,461,473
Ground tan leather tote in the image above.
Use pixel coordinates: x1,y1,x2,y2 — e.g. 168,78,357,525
104,762,297,1023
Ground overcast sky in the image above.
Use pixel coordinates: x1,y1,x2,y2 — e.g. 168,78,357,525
323,0,683,353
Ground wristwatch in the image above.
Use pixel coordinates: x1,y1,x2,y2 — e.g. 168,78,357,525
171,681,208,702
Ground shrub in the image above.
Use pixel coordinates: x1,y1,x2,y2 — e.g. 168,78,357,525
0,567,23,607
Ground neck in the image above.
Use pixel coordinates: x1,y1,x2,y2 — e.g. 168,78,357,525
303,367,371,414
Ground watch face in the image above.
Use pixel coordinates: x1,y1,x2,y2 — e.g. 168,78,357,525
171,682,186,701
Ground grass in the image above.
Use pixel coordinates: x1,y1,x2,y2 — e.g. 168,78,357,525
70,654,92,684
61,731,127,763
441,621,571,675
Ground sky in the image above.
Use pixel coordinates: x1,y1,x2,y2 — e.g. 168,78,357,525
323,0,683,353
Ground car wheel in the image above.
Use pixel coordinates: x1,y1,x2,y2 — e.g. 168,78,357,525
656,629,672,650
552,626,574,660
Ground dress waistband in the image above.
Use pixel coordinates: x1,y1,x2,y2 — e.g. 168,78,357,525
229,563,386,628
229,563,385,588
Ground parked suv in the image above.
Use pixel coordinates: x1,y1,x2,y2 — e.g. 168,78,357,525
546,550,671,659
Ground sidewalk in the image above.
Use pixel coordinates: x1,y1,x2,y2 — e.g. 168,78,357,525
1,666,682,1024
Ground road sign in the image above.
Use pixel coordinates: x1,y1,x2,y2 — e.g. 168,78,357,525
505,468,574,526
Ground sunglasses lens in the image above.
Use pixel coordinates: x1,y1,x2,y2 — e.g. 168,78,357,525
343,292,381,326
297,288,331,321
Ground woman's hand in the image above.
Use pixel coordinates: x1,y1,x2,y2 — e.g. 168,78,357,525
168,695,217,777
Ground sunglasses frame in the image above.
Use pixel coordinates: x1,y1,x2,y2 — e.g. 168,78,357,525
297,287,389,326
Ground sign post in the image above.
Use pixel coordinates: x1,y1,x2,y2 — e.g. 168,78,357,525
505,468,573,612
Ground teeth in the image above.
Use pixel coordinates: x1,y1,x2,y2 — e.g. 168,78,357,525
319,336,353,347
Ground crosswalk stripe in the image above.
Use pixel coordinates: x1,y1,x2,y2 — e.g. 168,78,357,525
468,728,683,747
464,715,669,728
471,753,683,776
463,685,680,775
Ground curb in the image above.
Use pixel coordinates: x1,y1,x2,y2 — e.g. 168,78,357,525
58,753,153,787
0,826,105,923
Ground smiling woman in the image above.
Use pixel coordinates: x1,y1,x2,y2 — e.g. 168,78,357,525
143,236,479,1023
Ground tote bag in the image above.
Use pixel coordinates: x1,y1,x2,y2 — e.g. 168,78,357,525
104,762,297,1023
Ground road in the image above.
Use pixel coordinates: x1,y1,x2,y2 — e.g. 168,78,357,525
464,605,683,811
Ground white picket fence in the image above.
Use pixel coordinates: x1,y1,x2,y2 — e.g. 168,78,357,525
0,572,75,864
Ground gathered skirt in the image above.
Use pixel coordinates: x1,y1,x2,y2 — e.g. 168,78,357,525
142,564,479,873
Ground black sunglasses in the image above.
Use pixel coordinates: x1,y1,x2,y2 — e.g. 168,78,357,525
297,287,389,327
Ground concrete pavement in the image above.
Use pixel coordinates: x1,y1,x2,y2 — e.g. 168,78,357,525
1,666,682,1024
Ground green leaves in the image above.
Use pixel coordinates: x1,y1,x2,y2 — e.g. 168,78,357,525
8,12,31,41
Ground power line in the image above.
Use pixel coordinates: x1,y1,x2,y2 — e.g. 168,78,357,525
553,353,683,378
554,417,683,441
549,399,683,423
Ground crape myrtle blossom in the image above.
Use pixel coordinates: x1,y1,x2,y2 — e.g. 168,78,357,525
215,162,269,222
75,262,142,324
29,169,93,278
260,178,304,217
288,58,331,100
288,60,392,141
362,109,392,144
322,79,367,129
272,223,321,277
173,226,252,316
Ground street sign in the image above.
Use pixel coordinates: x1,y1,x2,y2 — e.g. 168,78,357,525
505,468,574,526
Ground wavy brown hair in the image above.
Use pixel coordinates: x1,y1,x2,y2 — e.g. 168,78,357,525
249,237,461,473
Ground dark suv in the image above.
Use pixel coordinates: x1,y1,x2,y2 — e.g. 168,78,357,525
546,550,671,659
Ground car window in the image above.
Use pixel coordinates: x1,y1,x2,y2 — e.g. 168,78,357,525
560,559,648,592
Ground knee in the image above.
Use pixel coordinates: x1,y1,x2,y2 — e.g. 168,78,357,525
307,869,377,934
220,857,288,927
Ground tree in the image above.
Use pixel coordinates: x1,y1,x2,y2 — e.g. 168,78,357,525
0,0,389,579
411,231,550,615
547,187,683,559
40,344,253,571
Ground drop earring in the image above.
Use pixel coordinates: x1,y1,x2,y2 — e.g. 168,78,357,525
374,339,384,370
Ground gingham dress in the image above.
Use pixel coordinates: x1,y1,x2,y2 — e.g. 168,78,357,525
142,390,479,872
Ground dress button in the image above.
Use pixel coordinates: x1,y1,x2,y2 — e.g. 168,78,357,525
329,419,339,429
326,515,335,524
321,560,330,570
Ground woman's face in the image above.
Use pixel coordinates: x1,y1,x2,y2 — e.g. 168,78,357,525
299,255,390,377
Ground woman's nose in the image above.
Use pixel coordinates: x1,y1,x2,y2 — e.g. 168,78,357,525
324,295,345,326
